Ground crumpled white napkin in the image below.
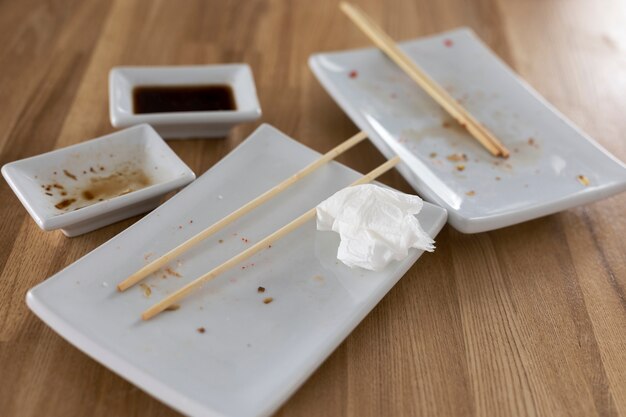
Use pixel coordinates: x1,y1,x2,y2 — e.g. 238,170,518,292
316,184,434,271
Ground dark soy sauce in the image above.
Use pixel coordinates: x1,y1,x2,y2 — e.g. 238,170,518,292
132,85,236,114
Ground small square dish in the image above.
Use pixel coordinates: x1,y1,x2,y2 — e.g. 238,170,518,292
26,124,447,417
310,28,626,233
2,124,196,237
109,64,262,139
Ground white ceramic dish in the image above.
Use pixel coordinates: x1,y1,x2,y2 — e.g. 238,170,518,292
309,28,626,233
27,124,447,417
109,64,262,138
2,124,195,236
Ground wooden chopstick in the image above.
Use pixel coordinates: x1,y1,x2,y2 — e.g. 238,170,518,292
340,2,510,158
117,131,368,292
141,155,401,320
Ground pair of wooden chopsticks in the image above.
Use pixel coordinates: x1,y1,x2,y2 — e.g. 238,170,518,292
340,2,510,158
120,4,510,319
118,131,401,320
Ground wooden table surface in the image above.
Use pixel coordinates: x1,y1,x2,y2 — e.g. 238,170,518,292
1,0,625,416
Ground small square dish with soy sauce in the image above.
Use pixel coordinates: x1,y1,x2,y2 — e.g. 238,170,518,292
109,64,262,139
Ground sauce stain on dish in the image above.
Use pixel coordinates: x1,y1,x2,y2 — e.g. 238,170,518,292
80,170,151,202
63,170,77,180
44,166,152,212
55,198,76,210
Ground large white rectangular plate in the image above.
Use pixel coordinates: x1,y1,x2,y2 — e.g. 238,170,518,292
27,124,447,417
309,28,626,233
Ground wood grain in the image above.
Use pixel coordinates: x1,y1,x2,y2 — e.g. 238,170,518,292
0,0,625,416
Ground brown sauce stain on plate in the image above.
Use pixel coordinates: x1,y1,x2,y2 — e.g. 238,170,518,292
46,166,152,212
55,198,76,209
80,170,151,202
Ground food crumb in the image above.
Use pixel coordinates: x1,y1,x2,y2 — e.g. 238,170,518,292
447,153,468,162
219,239,224,243
348,70,358,79
165,267,182,277
577,175,590,186
528,137,535,145
63,170,77,180
139,283,152,297
429,152,437,158
456,164,466,172
444,38,454,47
257,286,265,293
144,253,153,261
465,190,476,196
164,304,180,312
263,297,274,304
241,237,249,243
45,192,53,196
197,327,205,334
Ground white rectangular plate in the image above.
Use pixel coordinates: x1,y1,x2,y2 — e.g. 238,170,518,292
27,124,447,417
309,28,626,233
